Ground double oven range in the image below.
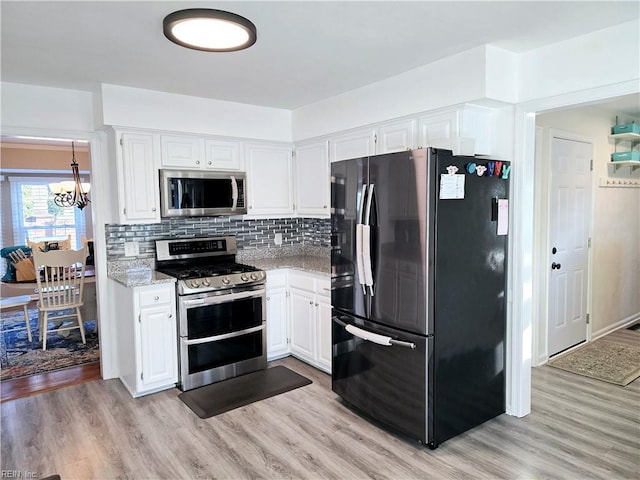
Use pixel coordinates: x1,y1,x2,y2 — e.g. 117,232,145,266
155,236,267,391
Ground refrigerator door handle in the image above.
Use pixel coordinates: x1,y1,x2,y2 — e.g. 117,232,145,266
363,183,375,295
356,185,368,295
340,321,417,349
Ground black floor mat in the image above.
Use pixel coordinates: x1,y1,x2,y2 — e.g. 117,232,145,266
178,366,312,419
627,323,640,331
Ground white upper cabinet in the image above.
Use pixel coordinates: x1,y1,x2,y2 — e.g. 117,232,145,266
377,119,415,154
160,134,202,168
416,110,458,148
294,141,330,216
245,143,294,216
329,128,376,162
116,131,160,224
160,134,243,170
204,139,242,170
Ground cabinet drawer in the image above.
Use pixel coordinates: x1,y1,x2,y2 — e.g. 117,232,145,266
289,272,315,292
266,270,287,288
316,277,331,297
139,288,173,308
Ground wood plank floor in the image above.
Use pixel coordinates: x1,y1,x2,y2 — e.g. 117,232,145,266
2,353,638,479
0,362,101,403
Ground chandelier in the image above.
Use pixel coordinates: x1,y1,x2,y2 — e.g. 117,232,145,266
48,142,91,210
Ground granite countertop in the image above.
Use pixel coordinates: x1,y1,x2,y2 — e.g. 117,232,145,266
238,245,331,275
107,258,177,287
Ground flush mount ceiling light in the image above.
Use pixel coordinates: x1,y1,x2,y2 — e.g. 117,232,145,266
163,8,257,52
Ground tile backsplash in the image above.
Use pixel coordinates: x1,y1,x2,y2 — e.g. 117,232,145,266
105,217,330,261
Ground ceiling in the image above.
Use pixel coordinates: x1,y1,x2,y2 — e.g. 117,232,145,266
2,1,639,111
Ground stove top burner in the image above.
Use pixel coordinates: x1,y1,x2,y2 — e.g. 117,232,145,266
161,262,259,280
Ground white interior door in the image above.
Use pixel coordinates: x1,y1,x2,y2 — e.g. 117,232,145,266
548,136,592,356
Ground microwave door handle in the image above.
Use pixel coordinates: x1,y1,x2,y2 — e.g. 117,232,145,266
230,176,238,211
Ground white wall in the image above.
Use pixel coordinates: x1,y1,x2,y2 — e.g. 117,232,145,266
519,20,640,103
536,106,640,348
1,83,94,131
292,46,517,141
98,84,292,142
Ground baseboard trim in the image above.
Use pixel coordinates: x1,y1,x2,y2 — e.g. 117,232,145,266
591,313,640,341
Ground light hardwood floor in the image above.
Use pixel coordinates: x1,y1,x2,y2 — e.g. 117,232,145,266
2,350,639,479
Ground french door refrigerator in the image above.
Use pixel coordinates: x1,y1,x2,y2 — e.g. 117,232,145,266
331,148,510,448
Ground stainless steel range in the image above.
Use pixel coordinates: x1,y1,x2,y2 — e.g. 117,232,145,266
155,236,267,391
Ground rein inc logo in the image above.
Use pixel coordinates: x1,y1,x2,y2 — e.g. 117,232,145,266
1,472,38,478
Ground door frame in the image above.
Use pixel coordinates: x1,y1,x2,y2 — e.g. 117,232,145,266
509,79,637,418
1,125,115,379
543,129,595,360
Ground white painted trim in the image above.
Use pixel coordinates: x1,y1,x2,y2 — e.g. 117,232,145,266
0,126,115,380
591,312,640,340
507,107,534,417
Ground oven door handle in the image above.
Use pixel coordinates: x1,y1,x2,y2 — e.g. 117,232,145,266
183,324,265,345
231,175,238,211
181,288,265,307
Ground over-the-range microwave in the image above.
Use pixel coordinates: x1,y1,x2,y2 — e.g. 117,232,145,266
159,169,247,217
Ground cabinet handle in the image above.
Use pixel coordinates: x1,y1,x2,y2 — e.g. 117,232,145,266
309,300,313,305
168,313,173,318
315,303,319,307
152,207,156,211
196,160,200,165
266,296,270,301
324,205,327,209
154,296,159,300
208,161,212,165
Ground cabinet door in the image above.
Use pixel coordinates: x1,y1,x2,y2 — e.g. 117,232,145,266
245,144,294,215
294,141,330,216
377,119,415,154
416,110,458,148
266,287,289,360
329,129,376,162
138,303,177,392
204,139,241,170
289,288,315,362
316,295,332,373
118,132,160,224
160,134,202,168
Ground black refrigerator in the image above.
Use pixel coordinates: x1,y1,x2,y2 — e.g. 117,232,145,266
331,148,510,449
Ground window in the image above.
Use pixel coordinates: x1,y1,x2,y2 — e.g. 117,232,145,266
8,176,88,249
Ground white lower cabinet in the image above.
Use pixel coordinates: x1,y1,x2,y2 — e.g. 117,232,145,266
266,270,289,360
265,269,331,373
112,281,178,397
288,271,331,373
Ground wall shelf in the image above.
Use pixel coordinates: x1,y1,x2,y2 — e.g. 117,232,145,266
609,132,640,142
609,160,640,173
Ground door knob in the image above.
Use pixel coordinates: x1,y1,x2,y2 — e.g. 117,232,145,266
551,262,561,270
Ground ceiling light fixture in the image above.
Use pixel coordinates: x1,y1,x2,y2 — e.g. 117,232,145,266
163,8,257,52
49,142,90,210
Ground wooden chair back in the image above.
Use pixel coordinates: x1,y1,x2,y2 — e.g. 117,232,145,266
33,247,87,311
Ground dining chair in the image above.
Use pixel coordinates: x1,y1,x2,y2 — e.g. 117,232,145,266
33,247,87,350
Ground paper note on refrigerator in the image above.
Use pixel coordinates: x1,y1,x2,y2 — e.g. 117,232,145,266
497,199,509,235
439,174,465,199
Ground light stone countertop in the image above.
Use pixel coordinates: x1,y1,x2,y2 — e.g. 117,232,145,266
242,255,330,275
108,269,176,288
107,258,176,287
238,245,331,275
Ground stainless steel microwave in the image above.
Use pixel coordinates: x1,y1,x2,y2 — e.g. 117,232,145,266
160,169,247,217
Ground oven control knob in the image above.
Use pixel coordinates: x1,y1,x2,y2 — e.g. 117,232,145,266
240,274,249,282
221,276,231,285
250,273,258,281
190,280,200,288
201,278,211,287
